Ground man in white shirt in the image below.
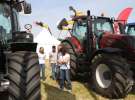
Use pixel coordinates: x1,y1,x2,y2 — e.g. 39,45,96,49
49,46,57,80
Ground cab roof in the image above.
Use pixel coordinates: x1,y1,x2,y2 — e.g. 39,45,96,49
127,22,135,26
72,15,112,21
0,0,21,4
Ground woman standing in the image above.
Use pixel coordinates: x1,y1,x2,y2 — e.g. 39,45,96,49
58,45,72,92
38,47,46,81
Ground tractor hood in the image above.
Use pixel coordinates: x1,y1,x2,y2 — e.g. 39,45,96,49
100,33,135,60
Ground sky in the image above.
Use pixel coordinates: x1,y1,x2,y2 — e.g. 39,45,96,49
20,0,135,38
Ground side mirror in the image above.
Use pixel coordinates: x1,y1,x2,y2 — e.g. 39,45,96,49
24,24,32,30
23,1,32,14
24,24,32,33
57,18,68,30
69,6,74,11
14,3,22,12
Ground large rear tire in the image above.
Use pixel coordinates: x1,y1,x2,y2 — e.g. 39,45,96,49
8,51,40,100
90,53,133,99
62,41,78,80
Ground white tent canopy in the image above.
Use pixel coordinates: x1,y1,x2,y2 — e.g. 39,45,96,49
34,29,60,59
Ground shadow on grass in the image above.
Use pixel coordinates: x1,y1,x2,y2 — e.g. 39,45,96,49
0,92,8,100
43,83,76,100
129,85,135,95
83,82,100,100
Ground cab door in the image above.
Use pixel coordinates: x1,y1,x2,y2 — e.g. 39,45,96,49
72,19,87,52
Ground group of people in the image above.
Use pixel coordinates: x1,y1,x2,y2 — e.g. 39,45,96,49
38,44,72,92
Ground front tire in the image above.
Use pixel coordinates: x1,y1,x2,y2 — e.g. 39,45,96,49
8,51,40,100
90,53,133,99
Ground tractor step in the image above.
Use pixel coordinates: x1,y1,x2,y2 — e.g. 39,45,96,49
77,62,90,73
76,72,91,82
77,58,91,73
0,79,10,92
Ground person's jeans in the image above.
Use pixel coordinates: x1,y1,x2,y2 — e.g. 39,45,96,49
56,66,60,80
40,64,45,80
51,63,56,80
60,69,72,90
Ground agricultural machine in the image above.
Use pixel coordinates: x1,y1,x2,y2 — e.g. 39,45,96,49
0,0,40,100
57,8,135,99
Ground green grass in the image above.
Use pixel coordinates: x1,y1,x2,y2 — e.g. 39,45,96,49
41,60,135,100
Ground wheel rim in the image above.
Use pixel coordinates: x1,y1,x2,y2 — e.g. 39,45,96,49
96,64,112,88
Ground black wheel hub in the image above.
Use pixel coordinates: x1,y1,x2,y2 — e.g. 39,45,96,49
103,71,112,80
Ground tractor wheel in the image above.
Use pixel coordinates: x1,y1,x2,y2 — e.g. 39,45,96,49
90,53,133,99
62,42,78,80
8,51,40,100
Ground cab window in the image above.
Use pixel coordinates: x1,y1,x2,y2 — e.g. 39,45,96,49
93,18,113,36
72,19,87,41
126,25,135,35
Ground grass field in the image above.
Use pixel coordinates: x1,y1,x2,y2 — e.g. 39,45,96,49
41,60,135,100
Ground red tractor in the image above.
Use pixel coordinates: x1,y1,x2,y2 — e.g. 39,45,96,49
57,10,134,99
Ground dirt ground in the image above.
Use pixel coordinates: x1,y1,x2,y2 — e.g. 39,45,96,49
41,60,135,100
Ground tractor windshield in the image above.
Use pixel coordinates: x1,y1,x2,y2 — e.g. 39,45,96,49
72,19,87,41
0,3,12,41
93,18,114,36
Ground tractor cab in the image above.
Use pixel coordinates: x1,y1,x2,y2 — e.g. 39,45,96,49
58,15,115,54
0,0,32,46
72,16,114,44
92,17,114,36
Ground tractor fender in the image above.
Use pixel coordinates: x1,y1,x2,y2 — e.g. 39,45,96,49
61,39,78,56
11,42,37,52
97,47,123,54
13,31,33,43
91,47,123,60
62,37,82,55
